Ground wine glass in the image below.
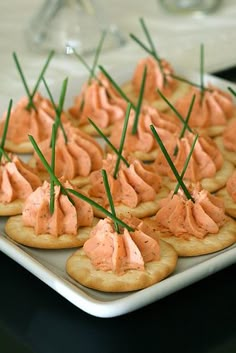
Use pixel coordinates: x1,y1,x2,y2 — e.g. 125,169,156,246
25,0,126,56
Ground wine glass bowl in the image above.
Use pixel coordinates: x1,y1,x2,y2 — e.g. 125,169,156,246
25,0,126,56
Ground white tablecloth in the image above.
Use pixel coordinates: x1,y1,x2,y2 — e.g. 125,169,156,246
0,0,235,110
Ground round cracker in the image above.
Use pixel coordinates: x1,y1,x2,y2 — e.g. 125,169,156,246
214,136,236,166
78,123,112,137
195,125,226,138
5,215,99,249
28,156,91,187
84,186,169,219
145,217,236,257
105,144,159,162
66,113,113,137
3,139,33,154
66,239,178,292
216,187,236,218
0,199,24,216
161,160,234,193
183,110,236,138
121,80,190,112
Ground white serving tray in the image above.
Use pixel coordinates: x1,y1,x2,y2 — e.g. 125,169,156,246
0,66,235,318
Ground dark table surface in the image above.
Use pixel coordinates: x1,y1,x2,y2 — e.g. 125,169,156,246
0,66,236,353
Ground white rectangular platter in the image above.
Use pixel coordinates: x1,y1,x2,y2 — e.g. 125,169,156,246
0,66,236,318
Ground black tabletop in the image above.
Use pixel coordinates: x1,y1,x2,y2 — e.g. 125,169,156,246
1,67,236,353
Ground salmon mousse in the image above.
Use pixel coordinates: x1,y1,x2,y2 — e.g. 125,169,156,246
86,153,168,219
174,84,236,137
215,118,236,166
145,183,236,256
109,105,180,161
121,56,190,111
0,154,42,216
29,122,104,187
152,130,234,193
216,170,236,218
68,73,127,136
66,217,178,292
0,93,69,154
5,180,97,249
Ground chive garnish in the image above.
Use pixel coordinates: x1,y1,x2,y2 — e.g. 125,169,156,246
173,134,198,196
140,18,159,60
0,99,13,162
13,50,54,111
179,94,196,139
28,135,134,232
129,33,153,57
71,31,107,86
49,124,56,214
42,77,68,145
13,52,35,110
89,30,107,84
28,50,54,109
200,44,205,104
131,66,147,135
66,188,134,232
54,77,68,141
88,118,129,167
98,65,137,110
73,49,97,80
102,169,119,233
167,73,212,92
0,147,11,162
157,89,192,132
173,94,196,156
150,125,194,201
28,134,72,198
228,87,236,97
113,103,132,179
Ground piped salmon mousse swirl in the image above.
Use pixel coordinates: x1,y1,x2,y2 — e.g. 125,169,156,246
174,85,235,130
0,155,41,203
109,105,179,160
132,56,177,101
33,123,103,181
83,217,160,275
0,93,68,146
222,119,236,152
68,73,127,129
22,180,93,236
88,153,162,209
154,184,225,239
154,131,223,182
226,170,236,202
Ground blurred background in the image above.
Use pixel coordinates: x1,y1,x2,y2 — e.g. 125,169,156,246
0,0,235,106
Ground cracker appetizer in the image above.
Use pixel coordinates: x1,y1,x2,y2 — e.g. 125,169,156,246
66,217,178,292
214,117,236,166
174,84,236,137
153,130,234,193
217,170,236,218
109,104,180,162
146,183,236,256
5,179,96,249
29,122,104,187
68,72,127,136
145,126,236,256
0,154,42,216
86,153,168,219
122,19,190,111
0,99,42,215
67,34,127,136
0,51,69,154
